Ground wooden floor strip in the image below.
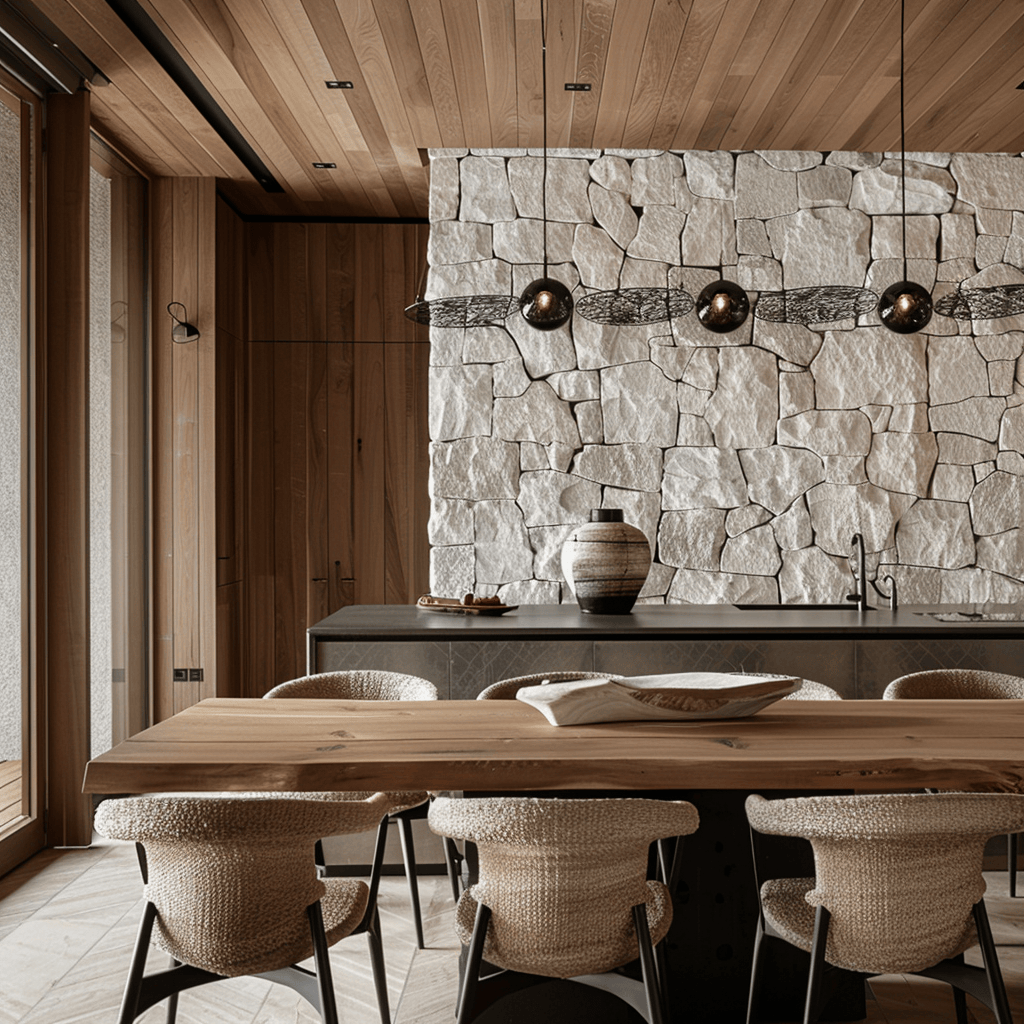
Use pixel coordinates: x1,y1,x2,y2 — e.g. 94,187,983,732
1,840,1023,1023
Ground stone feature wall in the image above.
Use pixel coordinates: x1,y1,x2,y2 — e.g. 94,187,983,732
427,149,1024,606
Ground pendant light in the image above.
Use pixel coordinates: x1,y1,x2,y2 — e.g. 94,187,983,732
877,0,932,334
518,0,573,331
575,286,694,325
755,286,878,326
695,278,749,333
403,251,519,328
934,283,1024,322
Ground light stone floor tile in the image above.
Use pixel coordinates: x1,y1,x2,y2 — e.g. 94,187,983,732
3,840,1024,1024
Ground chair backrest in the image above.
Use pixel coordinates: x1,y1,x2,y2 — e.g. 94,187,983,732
264,670,439,701
746,792,1024,974
429,796,698,977
476,670,621,701
883,669,1024,700
94,792,391,977
783,679,843,701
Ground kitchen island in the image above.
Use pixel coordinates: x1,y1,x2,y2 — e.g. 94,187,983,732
307,602,1024,699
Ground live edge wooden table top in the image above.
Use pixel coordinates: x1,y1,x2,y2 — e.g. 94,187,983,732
82,697,1024,796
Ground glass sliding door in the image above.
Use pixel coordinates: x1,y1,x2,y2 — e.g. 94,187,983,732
0,72,39,871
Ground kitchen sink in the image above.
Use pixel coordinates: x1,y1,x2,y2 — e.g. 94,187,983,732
733,603,874,611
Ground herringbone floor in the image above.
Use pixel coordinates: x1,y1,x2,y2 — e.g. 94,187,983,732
1,838,1023,1023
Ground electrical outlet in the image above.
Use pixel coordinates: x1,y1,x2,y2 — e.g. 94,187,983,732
173,668,187,682
189,668,203,682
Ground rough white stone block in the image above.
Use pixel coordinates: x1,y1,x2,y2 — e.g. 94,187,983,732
976,237,1008,273
429,326,463,366
812,329,928,407
726,504,773,536
975,530,1024,578
588,182,639,250
428,496,475,546
575,400,604,444
997,451,1024,475
736,218,773,256
935,258,978,283
757,151,821,172
430,437,519,500
865,258,936,295
931,463,975,501
929,396,1006,441
805,481,916,555
547,370,599,402
600,362,679,446
896,500,975,569
429,220,493,265
493,381,580,447
590,154,632,193
706,347,779,449
825,152,882,170
737,255,783,291
779,547,853,603
936,433,998,465
508,156,593,221
631,152,684,206
493,358,531,398
507,308,577,379
951,155,1024,211
666,568,779,604
977,333,1024,361
573,316,656,371
739,445,826,515
871,215,939,259
548,442,576,472
970,470,1023,535
824,455,868,485
850,165,954,215
889,403,930,432
772,497,814,550
768,207,871,289
573,443,663,491
640,562,675,599
521,442,548,471
779,371,815,418
676,414,714,446
928,337,990,405
518,470,602,527
426,258,512,299
572,227,623,293
685,151,735,199
493,219,574,264
474,500,533,584
677,383,711,415
735,153,799,220
658,509,728,570
777,410,872,457
798,165,852,208
681,198,737,266
753,320,823,366
529,524,574,581
626,205,686,263
865,431,938,496
648,343,692,381
681,348,718,391
940,213,977,260
720,524,781,576
430,156,460,220
462,327,517,364
604,487,663,549
429,364,493,440
662,446,748,509
1000,404,1024,451
863,405,892,432
498,579,561,604
975,207,1014,235
460,156,516,223
431,544,475,596
975,462,996,483
621,257,671,288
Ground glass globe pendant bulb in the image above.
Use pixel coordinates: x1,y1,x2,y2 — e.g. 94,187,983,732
696,279,750,333
519,276,573,331
878,279,932,334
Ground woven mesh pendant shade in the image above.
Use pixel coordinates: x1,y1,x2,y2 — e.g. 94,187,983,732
755,286,877,325
574,287,695,325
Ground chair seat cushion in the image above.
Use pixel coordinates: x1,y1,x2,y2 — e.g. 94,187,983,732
453,880,672,979
761,877,977,976
153,877,369,978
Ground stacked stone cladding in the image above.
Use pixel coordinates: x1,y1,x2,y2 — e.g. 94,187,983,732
427,149,1024,606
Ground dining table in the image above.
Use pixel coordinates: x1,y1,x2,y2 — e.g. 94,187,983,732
83,697,1024,1023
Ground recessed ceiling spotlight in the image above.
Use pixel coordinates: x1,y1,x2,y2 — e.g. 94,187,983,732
1017,79,1024,89
325,81,353,89
564,83,591,91
312,162,336,169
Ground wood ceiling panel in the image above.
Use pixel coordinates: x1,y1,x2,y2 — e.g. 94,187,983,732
37,0,1024,217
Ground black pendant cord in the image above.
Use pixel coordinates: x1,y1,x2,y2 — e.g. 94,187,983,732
541,0,549,280
900,0,907,283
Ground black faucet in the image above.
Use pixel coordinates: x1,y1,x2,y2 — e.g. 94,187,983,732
847,533,898,612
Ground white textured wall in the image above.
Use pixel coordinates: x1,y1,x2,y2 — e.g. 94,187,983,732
427,149,1024,606
0,102,22,760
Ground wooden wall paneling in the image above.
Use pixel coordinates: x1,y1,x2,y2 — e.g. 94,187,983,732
150,179,175,724
43,90,92,846
215,581,242,699
352,226,386,605
246,222,275,341
568,0,614,147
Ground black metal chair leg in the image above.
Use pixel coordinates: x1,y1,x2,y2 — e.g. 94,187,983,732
457,901,490,1024
655,927,670,1021
746,914,766,1024
165,958,181,1024
803,904,831,1024
953,984,968,1024
396,814,425,948
1009,833,1019,898
633,903,666,1024
973,900,1013,1024
365,906,391,1024
307,901,340,1024
444,836,464,901
118,901,157,1024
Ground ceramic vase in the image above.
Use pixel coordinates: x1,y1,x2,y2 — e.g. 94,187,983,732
560,509,651,614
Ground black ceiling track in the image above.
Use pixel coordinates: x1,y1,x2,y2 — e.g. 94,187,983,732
103,0,284,193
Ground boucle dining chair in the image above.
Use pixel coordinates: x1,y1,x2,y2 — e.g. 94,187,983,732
95,791,396,1024
476,669,622,701
429,795,699,1024
264,669,440,947
783,679,842,700
884,668,1024,896
745,792,1024,1024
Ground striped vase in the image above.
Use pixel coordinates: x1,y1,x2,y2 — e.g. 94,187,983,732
560,509,652,614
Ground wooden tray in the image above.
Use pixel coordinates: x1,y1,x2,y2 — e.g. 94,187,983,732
416,595,518,616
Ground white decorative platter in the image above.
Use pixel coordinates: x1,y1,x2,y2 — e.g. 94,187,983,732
516,672,800,726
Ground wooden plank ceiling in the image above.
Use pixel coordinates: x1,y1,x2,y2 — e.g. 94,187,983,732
37,0,1024,218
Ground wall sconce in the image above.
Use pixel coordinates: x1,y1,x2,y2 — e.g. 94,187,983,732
167,302,200,343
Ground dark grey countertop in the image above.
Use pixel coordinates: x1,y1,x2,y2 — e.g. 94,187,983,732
308,602,1024,643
